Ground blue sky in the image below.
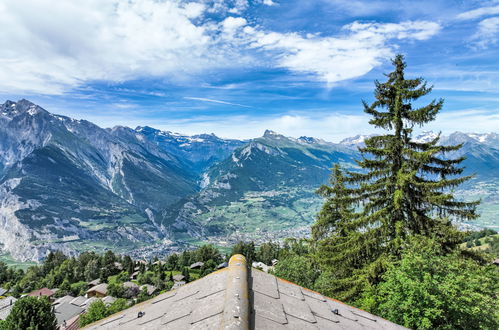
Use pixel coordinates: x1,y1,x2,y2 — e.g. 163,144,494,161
0,0,498,141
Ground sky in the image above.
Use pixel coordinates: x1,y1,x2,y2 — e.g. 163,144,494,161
0,0,498,141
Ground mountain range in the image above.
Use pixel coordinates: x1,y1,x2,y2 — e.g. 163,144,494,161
1,100,497,261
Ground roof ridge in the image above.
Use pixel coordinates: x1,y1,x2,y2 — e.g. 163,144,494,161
221,254,249,330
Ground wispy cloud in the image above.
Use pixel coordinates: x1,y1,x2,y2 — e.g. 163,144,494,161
184,97,252,108
224,19,440,86
472,17,499,47
456,4,499,20
0,0,442,94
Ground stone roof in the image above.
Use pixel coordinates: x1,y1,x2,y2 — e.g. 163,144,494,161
53,295,76,306
140,284,157,295
88,279,101,287
70,296,88,306
87,283,108,295
123,281,139,289
189,261,204,269
0,297,17,320
102,296,117,306
172,274,185,282
54,302,84,326
83,255,406,329
27,287,55,297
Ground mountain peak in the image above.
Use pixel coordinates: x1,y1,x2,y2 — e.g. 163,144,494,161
1,99,45,117
263,129,286,138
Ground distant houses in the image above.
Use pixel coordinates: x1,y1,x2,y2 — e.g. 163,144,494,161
86,283,108,298
27,287,56,300
172,274,185,282
189,261,204,269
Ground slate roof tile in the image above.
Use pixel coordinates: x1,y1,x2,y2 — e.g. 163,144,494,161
84,255,407,330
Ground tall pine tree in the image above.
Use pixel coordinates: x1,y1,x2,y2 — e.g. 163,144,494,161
315,55,478,302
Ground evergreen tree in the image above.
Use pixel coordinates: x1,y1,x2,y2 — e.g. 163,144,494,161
312,164,352,241
315,55,478,301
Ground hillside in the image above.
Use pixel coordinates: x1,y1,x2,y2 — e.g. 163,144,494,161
1,100,498,261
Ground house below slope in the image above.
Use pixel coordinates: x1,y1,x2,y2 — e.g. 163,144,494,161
84,255,406,329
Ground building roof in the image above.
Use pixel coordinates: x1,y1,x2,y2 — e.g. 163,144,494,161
102,296,117,306
27,287,55,297
0,297,17,320
83,255,406,330
82,297,99,310
54,302,85,326
172,274,185,282
189,261,204,269
88,279,101,287
0,288,8,296
140,284,157,295
53,295,76,306
87,283,108,295
123,282,139,289
70,296,88,307
217,262,228,269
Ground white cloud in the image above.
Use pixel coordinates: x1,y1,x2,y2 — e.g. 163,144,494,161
184,96,252,108
239,20,440,86
73,108,499,142
261,0,277,6
0,0,441,94
0,0,221,94
472,16,499,47
457,5,499,20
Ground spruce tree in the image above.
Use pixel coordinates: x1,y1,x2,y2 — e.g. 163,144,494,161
315,54,478,301
312,164,352,241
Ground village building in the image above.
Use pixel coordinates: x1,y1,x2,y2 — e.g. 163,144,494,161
0,296,17,321
189,261,204,269
251,261,274,273
54,301,84,328
88,279,101,288
140,284,157,296
217,262,228,269
53,295,76,306
171,281,186,290
86,283,108,298
172,274,185,282
27,287,55,300
0,288,8,296
83,255,407,329
102,296,117,306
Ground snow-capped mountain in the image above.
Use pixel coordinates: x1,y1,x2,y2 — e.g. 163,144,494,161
0,100,198,261
135,126,246,172
1,100,497,261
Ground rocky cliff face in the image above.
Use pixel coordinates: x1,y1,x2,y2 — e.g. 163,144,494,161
1,100,497,261
0,100,198,261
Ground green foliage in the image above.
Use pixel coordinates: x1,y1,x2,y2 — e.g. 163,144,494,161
181,267,190,282
107,282,125,298
2,296,57,330
70,281,87,296
256,242,280,265
79,300,108,327
314,54,478,301
312,164,352,241
230,241,256,264
194,244,223,264
137,271,155,285
358,237,499,329
107,298,128,315
273,255,319,289
463,229,497,242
